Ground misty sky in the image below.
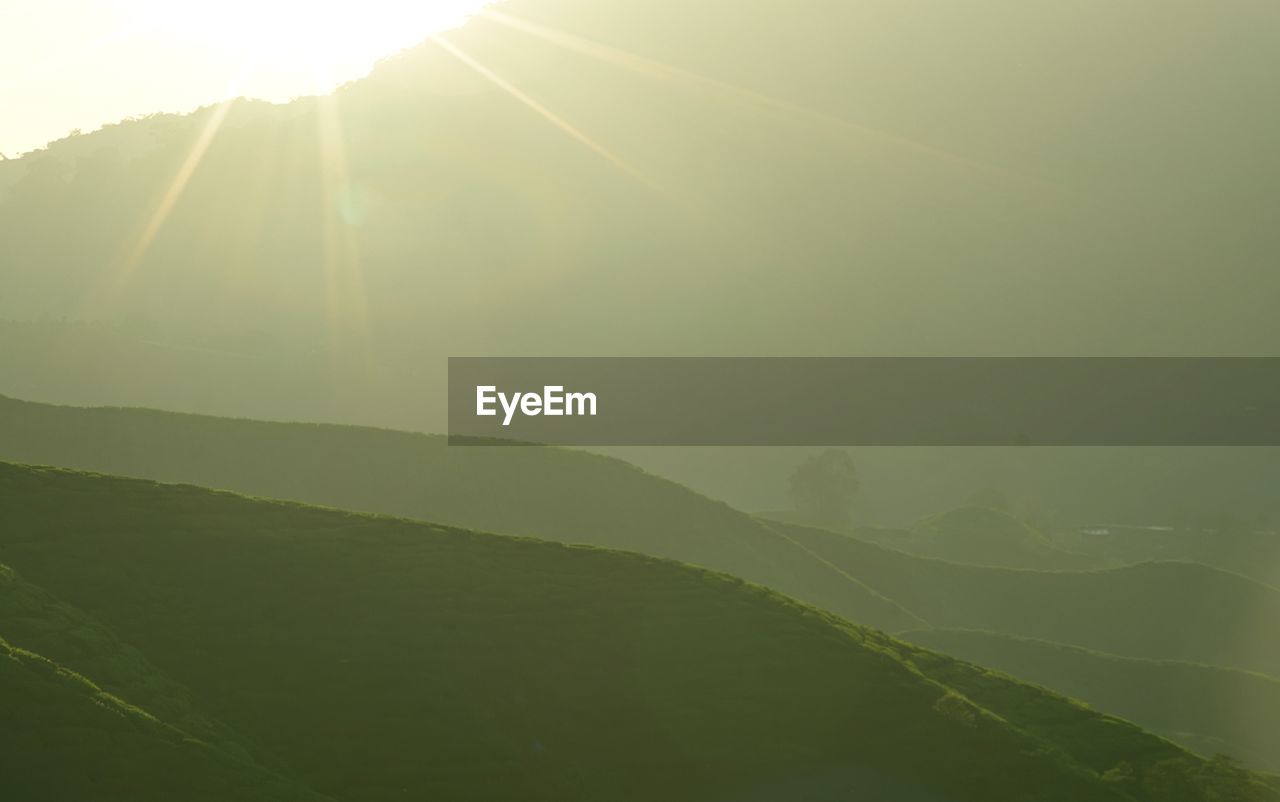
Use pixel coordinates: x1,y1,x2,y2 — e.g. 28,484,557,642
0,0,488,157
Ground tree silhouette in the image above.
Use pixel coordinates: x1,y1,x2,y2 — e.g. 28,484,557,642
787,449,859,528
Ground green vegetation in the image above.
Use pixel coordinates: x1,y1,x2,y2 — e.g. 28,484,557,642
15,393,1276,679
1068,524,1280,590
2,0,1276,796
786,449,861,529
8,394,1276,668
2,396,1278,775
771,520,1280,676
0,632,328,801
757,504,1100,571
906,505,1095,570
902,629,1280,774
0,394,924,634
1,461,1275,801
0,562,249,758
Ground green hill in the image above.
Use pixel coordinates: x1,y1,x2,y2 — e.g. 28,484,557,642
6,394,1279,676
901,629,1280,774
1,461,1275,801
759,506,1100,571
772,520,1280,677
0,394,922,634
0,632,328,801
907,506,1096,570
0,562,249,758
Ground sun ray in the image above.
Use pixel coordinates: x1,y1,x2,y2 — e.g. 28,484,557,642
480,10,1048,189
426,33,664,194
315,81,371,350
101,60,255,304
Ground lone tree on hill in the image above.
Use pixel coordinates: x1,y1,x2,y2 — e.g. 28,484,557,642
787,449,859,528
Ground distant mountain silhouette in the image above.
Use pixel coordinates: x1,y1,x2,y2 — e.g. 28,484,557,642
2,0,1277,359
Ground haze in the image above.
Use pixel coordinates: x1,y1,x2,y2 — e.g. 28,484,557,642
0,0,488,157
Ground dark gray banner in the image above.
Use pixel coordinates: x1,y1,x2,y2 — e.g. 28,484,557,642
447,357,1280,446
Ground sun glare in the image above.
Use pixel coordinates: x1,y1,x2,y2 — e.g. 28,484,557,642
139,0,490,95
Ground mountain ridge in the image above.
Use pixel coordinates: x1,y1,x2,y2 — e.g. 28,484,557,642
2,460,1275,801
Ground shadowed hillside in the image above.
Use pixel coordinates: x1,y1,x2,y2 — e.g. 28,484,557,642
760,505,1099,571
4,320,1280,546
906,506,1096,570
0,394,922,633
903,628,1280,774
2,461,1277,801
5,397,1280,774
0,562,250,759
6,394,1279,675
773,520,1280,677
0,631,328,801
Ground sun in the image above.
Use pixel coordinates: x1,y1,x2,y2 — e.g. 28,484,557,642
139,0,491,95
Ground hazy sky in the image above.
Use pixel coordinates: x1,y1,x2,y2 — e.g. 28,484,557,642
0,0,488,157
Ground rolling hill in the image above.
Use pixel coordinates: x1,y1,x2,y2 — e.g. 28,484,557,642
906,506,1097,570
0,561,250,760
902,628,1280,774
4,395,1279,773
4,394,1278,675
761,506,1099,571
0,629,328,801
2,0,1279,574
0,394,922,634
773,520,1280,677
1,461,1275,801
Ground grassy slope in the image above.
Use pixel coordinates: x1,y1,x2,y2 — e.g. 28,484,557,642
5,396,1278,672
0,394,922,633
0,633,329,801
0,562,250,758
761,507,1099,571
902,628,1280,774
0,461,1263,802
908,506,1097,570
771,521,1280,677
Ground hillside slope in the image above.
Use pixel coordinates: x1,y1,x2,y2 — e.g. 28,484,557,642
7,395,1279,678
1,461,1273,801
0,632,329,801
2,0,1277,358
903,629,1280,774
0,394,922,633
907,506,1096,570
772,520,1280,676
0,562,250,759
